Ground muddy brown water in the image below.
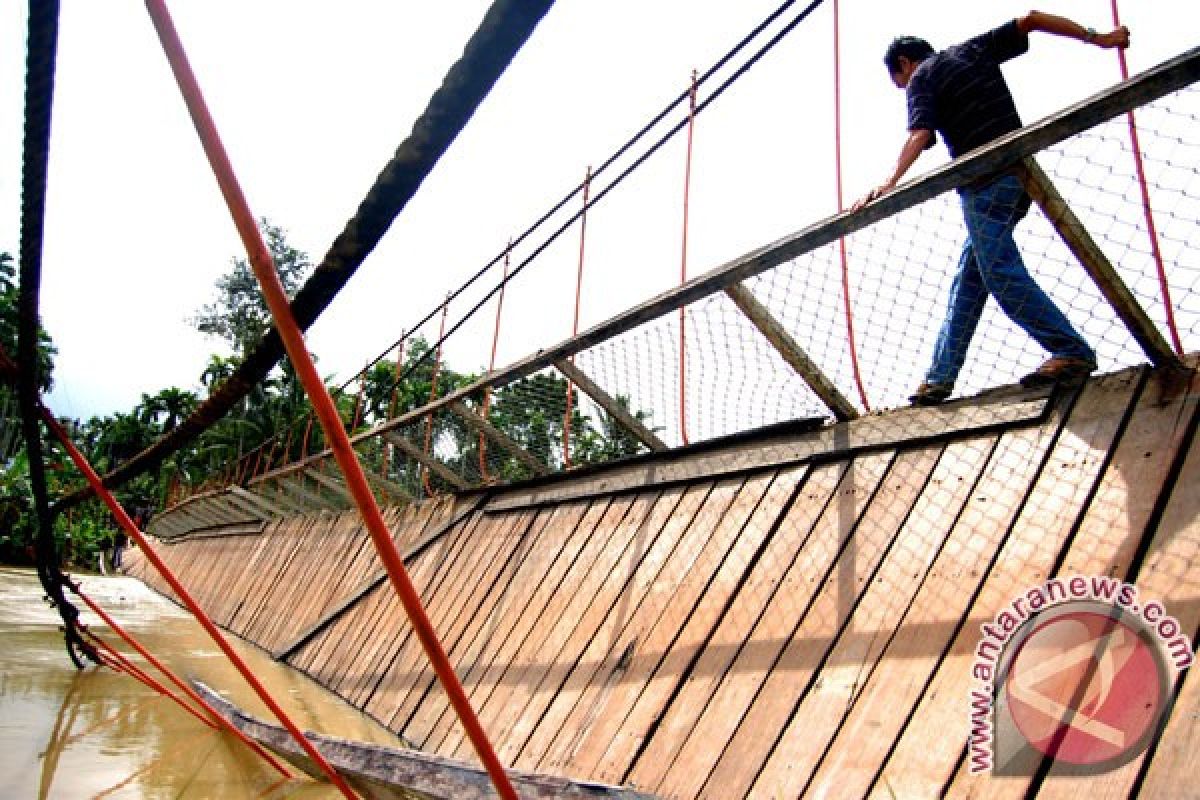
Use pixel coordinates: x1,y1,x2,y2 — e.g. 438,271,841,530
0,566,402,799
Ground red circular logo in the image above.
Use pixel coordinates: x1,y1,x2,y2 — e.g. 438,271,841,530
1003,604,1168,768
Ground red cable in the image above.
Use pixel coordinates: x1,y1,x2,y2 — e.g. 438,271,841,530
679,71,698,446
351,382,365,432
142,6,519,792
565,170,591,468
422,300,448,496
1109,0,1184,355
481,245,511,481
84,631,219,730
45,408,327,790
72,583,294,774
833,0,871,411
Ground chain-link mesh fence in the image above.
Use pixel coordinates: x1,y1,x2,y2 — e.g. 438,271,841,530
154,61,1200,535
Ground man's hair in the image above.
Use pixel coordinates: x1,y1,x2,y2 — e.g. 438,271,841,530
884,36,935,73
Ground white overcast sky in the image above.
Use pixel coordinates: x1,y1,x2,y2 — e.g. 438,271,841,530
1,1,1195,420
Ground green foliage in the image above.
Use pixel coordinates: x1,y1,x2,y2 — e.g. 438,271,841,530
0,250,57,391
1,225,662,567
190,220,311,356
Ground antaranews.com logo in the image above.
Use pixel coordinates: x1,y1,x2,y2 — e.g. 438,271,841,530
968,575,1194,775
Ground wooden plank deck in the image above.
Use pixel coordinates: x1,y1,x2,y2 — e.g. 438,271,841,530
123,361,1200,799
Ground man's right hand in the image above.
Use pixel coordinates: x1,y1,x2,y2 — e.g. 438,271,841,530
1095,25,1131,50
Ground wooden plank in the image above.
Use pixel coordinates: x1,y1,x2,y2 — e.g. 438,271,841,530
304,467,356,506
383,431,472,490
953,361,1200,798
234,514,319,638
553,357,669,452
417,498,615,754
486,385,1053,512
496,485,695,764
632,448,909,795
449,400,548,476
408,500,593,750
1135,451,1200,798
845,370,1140,800
340,511,495,705
231,485,290,517
363,509,537,717
1017,157,1181,369
276,474,335,510
399,506,569,745
579,466,833,784
724,282,859,422
273,498,487,661
323,47,1198,466
360,513,530,724
697,437,994,798
436,495,640,756
219,489,272,520
515,480,717,771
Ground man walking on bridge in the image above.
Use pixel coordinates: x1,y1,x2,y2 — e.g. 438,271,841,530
854,11,1130,405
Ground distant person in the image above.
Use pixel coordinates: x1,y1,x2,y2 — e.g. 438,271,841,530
111,529,128,571
853,11,1130,405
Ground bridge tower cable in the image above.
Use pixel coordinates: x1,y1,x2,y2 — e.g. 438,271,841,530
833,0,871,411
1109,0,1184,356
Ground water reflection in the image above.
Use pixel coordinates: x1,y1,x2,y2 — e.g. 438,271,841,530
1,567,400,798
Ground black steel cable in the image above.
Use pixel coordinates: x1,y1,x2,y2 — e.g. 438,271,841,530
378,0,828,407
352,0,808,379
17,0,100,668
53,0,555,514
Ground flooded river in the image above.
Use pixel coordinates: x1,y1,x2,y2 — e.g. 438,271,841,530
0,566,402,799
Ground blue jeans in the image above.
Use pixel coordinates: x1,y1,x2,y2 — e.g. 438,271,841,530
926,174,1094,386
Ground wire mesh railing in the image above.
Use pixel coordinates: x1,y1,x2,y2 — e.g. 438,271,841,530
151,47,1200,537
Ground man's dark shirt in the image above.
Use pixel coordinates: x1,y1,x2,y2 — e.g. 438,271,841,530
906,20,1029,158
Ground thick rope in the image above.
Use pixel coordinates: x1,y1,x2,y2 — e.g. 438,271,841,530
564,168,591,468
16,0,100,669
1109,0,1184,355
833,0,871,411
53,0,555,515
376,0,830,426
679,70,699,446
175,0,829,495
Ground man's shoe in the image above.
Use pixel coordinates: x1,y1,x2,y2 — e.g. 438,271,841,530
1020,356,1096,389
909,381,953,406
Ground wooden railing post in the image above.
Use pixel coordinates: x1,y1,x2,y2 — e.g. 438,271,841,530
1016,157,1183,369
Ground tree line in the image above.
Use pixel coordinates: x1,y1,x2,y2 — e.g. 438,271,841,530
1,222,655,568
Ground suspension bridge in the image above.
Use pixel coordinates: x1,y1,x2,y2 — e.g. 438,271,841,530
8,1,1200,798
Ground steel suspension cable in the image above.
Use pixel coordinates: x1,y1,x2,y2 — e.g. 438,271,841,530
43,390,353,795
377,0,829,422
174,0,826,495
143,2,520,795
67,580,294,775
353,0,812,382
1109,0,1184,355
679,70,699,446
564,168,591,468
15,0,100,670
833,0,871,411
53,0,555,516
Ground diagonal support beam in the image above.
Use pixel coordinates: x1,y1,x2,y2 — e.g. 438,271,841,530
1016,157,1183,370
383,432,471,490
724,282,859,421
303,464,355,507
448,400,547,476
276,475,333,511
231,485,290,518
553,358,669,451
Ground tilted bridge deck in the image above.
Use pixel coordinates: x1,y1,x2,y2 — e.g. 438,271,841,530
126,359,1200,798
